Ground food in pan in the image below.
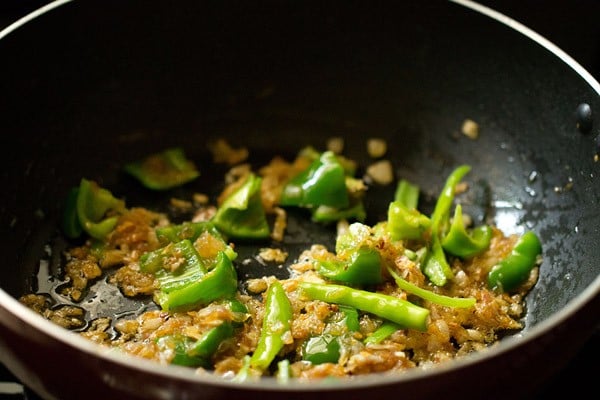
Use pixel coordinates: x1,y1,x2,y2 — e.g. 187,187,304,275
19,141,542,381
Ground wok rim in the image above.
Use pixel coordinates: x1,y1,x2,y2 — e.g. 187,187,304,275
0,0,599,393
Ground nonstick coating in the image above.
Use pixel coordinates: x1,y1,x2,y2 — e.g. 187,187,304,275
0,1,598,399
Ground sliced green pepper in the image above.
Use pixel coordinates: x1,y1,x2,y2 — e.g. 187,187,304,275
423,165,471,286
249,280,293,372
302,333,341,364
441,204,492,258
155,221,237,262
299,281,429,332
317,247,383,285
62,187,83,239
387,202,431,241
339,305,360,332
156,334,210,368
387,178,431,240
279,151,349,209
155,220,223,244
387,267,476,308
139,239,208,280
488,231,542,293
311,201,366,224
212,173,270,240
155,251,238,311
364,321,399,345
124,147,200,190
394,178,420,209
317,222,383,285
76,178,125,240
187,322,234,360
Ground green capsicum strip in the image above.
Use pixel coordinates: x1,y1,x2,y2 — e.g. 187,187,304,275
139,239,208,283
156,335,210,368
249,280,293,372
76,178,126,240
423,165,471,286
155,221,238,262
302,333,341,365
299,281,429,332
488,231,542,293
279,150,349,209
394,179,420,209
62,187,83,239
124,147,200,190
387,267,476,308
364,321,400,345
387,178,431,240
311,201,366,224
276,359,291,383
212,173,270,240
187,322,234,360
387,202,432,241
317,247,383,285
156,220,223,244
441,204,492,258
155,251,238,311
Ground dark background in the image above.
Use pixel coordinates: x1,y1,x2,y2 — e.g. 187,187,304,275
0,0,598,399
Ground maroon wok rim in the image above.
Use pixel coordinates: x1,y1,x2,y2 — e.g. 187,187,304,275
0,0,599,393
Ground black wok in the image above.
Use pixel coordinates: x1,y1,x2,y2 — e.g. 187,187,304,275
0,1,598,399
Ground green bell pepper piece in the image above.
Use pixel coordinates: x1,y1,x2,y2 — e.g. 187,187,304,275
339,305,360,332
441,204,492,258
423,165,471,286
155,221,238,262
488,231,542,293
76,178,125,240
299,281,429,332
387,267,476,308
249,280,293,372
187,322,234,359
311,201,366,224
62,187,83,239
364,321,399,345
387,202,431,241
279,151,349,209
212,173,270,240
139,239,208,282
302,333,341,365
155,251,238,311
124,147,200,190
156,220,223,244
317,247,383,285
156,335,210,368
394,179,420,209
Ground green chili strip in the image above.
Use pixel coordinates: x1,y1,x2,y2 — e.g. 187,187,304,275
387,267,476,308
124,147,200,190
441,204,492,258
299,281,429,332
250,281,293,372
76,178,125,240
212,173,270,240
155,251,238,311
488,231,542,293
364,321,400,345
317,247,383,285
62,187,83,239
394,179,420,209
279,150,349,209
423,165,471,286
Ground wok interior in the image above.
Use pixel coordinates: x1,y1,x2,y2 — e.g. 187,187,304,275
1,0,599,346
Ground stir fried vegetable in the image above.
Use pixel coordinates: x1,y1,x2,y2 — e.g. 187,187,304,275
26,142,544,382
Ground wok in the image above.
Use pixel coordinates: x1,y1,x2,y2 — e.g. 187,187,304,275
0,0,598,399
